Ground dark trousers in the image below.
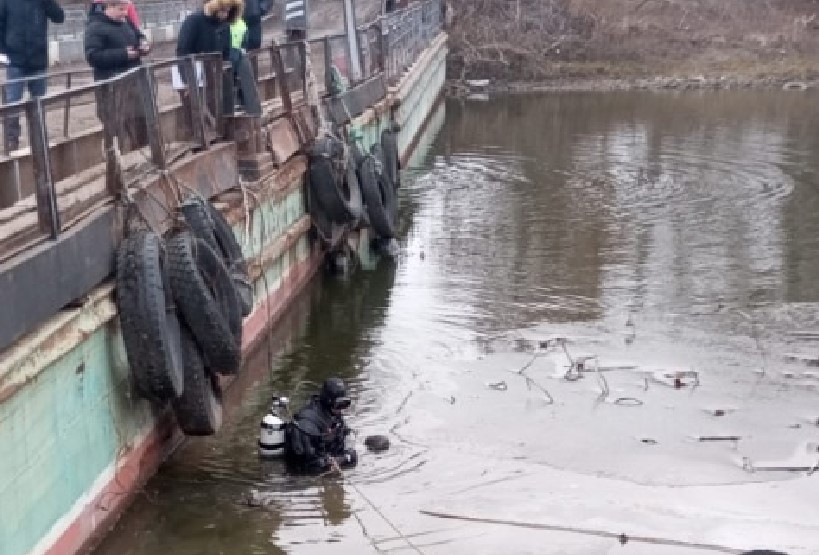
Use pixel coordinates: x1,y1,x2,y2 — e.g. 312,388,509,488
245,15,263,50
230,50,262,116
4,66,47,149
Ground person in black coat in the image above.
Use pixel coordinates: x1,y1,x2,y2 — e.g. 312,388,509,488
284,378,358,474
177,0,261,116
84,1,149,82
85,1,150,151
243,0,271,50
176,0,244,61
0,0,65,149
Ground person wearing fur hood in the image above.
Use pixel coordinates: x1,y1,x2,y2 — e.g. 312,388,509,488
177,0,244,60
176,0,261,116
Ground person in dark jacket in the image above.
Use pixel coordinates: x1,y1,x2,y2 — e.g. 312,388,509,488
85,1,150,152
85,1,149,82
284,378,358,474
0,0,65,150
243,0,271,50
177,0,261,116
176,0,243,62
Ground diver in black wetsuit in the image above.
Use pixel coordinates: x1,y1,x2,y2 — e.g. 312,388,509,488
284,378,358,473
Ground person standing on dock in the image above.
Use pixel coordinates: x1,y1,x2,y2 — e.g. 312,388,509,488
85,1,150,151
0,0,65,151
176,0,261,115
85,1,149,82
243,0,271,50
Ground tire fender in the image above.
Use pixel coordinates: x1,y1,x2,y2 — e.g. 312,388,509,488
167,231,242,375
116,230,185,401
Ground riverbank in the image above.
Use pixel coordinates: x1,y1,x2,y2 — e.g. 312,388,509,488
449,72,819,95
447,0,819,93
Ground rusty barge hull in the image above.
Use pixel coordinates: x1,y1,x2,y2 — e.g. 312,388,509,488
0,23,448,555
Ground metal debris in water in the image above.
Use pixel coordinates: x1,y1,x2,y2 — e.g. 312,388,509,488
486,380,508,391
692,435,742,443
650,369,700,390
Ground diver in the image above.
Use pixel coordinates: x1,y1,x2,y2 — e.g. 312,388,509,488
284,378,358,473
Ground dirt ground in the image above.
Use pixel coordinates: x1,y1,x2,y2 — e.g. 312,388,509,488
448,0,819,88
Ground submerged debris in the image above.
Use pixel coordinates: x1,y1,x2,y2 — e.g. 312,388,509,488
486,380,508,391
364,435,391,453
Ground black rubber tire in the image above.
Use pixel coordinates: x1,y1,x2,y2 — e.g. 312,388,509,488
381,129,401,188
172,327,224,436
207,202,247,276
180,199,219,254
358,154,397,239
208,204,254,318
181,198,253,318
307,169,336,245
308,136,362,224
232,273,254,317
116,231,185,401
370,142,395,190
344,151,365,224
167,232,242,375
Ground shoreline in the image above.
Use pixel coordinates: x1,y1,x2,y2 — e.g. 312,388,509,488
449,74,819,95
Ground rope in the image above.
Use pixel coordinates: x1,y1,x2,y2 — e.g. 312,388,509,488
419,510,746,554
322,462,426,555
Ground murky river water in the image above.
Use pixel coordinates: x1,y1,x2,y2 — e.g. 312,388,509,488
95,92,819,555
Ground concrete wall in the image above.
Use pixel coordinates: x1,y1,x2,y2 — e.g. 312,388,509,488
0,180,309,555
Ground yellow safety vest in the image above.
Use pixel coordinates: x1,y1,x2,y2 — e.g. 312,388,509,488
231,19,248,49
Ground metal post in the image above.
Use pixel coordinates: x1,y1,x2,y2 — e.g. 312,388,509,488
100,82,123,196
272,46,293,115
380,20,390,81
298,41,308,94
342,0,363,83
182,57,207,149
136,66,166,168
63,72,72,138
323,37,333,93
26,97,61,239
203,56,224,136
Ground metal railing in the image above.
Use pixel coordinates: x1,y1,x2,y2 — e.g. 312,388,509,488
49,1,196,40
0,68,94,155
383,0,442,84
0,0,444,243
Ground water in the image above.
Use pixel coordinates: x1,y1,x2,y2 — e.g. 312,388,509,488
94,91,819,555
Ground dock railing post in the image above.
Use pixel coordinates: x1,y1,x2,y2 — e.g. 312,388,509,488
136,66,167,169
272,45,294,115
63,72,72,138
203,55,224,136
182,56,208,149
342,0,363,83
100,82,124,197
26,97,61,239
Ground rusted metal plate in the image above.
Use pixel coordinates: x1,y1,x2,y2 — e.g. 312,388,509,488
326,75,388,125
0,205,121,353
131,142,238,233
265,117,301,166
224,115,262,156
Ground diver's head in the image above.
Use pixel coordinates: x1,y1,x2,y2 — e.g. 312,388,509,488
319,377,351,414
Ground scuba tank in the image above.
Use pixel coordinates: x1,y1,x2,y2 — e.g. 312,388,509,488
259,396,290,458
